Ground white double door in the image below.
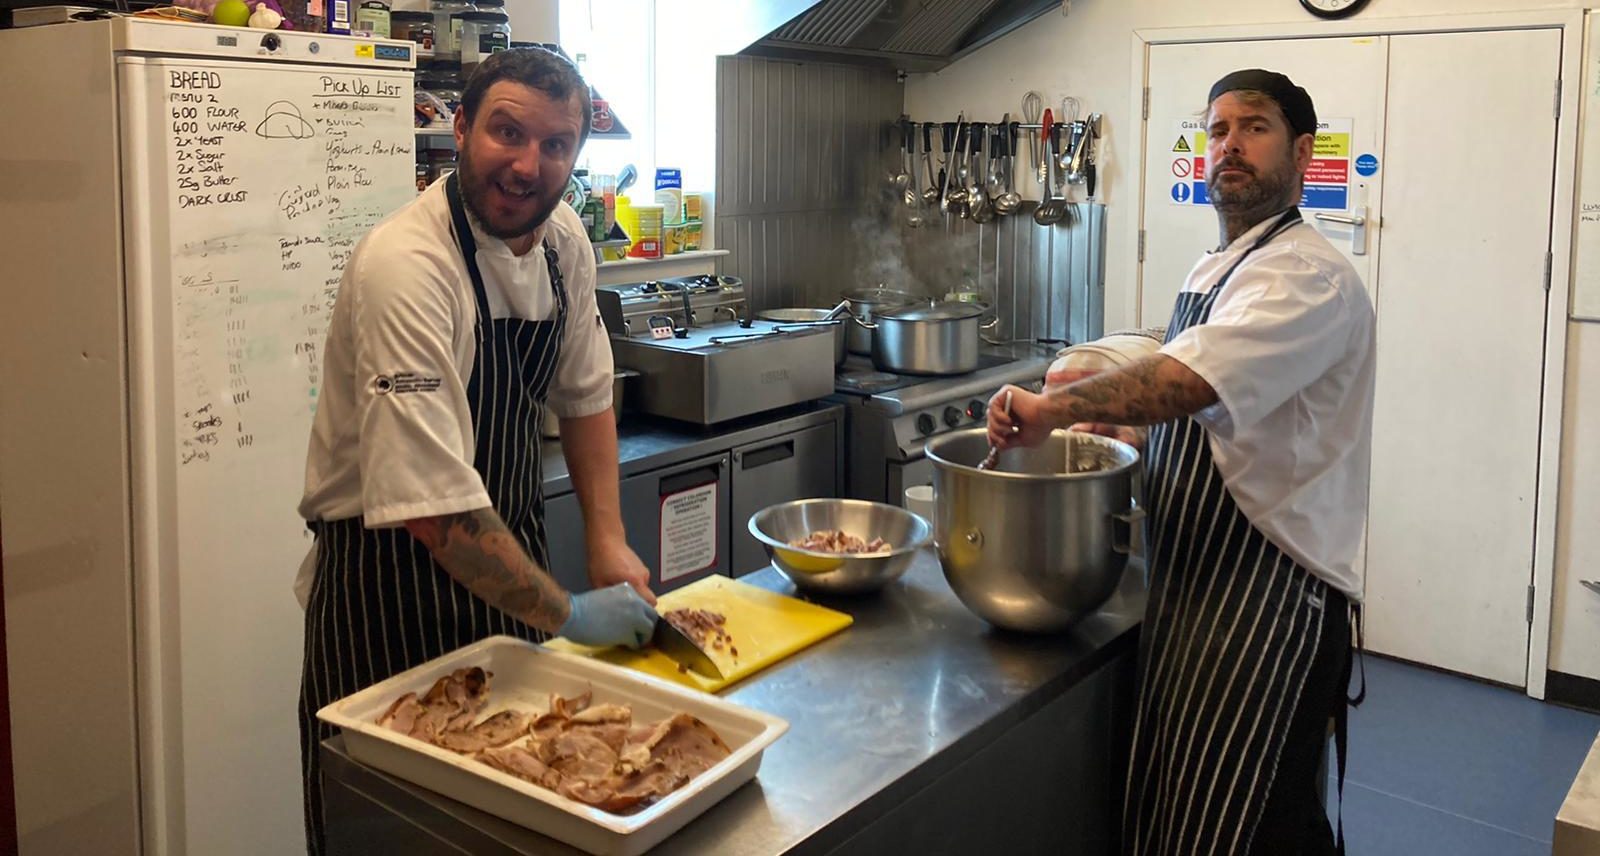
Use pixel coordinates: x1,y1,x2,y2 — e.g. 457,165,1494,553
1139,29,1561,687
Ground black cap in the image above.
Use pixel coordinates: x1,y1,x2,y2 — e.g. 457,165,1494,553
1208,69,1318,138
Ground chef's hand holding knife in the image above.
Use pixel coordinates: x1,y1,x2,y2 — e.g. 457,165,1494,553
560,584,659,649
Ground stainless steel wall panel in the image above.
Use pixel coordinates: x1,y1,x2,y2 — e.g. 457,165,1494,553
714,55,1103,343
890,202,1105,347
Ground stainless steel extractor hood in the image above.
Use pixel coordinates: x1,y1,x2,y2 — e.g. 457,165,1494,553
735,0,1058,73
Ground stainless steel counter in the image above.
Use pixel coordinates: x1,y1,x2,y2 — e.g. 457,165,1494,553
320,552,1146,855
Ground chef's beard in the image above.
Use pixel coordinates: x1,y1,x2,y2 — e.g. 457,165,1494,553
456,144,564,241
1206,154,1300,216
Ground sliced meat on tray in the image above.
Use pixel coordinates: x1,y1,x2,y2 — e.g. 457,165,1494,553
376,681,732,815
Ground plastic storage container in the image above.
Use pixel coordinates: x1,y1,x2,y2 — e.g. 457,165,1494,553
390,10,435,61
428,0,475,63
425,148,458,185
629,203,664,259
654,168,683,225
316,636,788,856
592,173,617,233
417,67,463,119
458,4,509,72
354,0,390,37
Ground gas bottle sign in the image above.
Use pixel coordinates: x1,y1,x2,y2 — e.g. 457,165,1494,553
1166,118,1353,211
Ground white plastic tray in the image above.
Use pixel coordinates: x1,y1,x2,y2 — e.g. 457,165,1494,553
317,635,789,855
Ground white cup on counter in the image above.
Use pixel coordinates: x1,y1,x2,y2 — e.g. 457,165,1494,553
904,484,935,523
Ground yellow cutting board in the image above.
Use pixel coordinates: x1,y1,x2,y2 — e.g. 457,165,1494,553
544,575,852,693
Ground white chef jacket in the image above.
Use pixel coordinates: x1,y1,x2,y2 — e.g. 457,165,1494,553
1158,216,1375,600
297,178,614,532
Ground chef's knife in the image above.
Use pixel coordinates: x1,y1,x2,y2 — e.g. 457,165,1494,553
651,617,725,680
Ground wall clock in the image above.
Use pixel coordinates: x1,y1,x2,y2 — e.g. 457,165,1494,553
1300,0,1371,19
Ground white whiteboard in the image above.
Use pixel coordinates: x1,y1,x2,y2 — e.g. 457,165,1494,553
122,55,415,855
1573,12,1600,320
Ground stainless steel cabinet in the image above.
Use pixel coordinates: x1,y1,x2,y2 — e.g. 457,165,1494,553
729,424,837,576
543,453,731,595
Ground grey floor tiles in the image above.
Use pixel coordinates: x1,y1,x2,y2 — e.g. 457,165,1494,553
1330,655,1600,853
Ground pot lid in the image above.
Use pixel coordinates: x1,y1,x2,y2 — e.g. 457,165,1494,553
879,301,985,321
842,287,917,304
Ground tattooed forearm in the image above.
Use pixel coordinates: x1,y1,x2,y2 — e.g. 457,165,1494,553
405,507,571,632
1046,355,1218,427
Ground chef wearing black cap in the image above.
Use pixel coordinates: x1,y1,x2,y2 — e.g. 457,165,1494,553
989,69,1373,854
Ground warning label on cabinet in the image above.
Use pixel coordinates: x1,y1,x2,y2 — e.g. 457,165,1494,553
660,482,717,583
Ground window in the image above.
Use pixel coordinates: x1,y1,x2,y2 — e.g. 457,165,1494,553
559,0,717,204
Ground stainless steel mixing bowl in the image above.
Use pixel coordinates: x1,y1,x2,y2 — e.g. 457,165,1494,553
747,498,932,595
925,428,1142,633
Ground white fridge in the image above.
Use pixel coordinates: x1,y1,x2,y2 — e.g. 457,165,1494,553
0,19,417,855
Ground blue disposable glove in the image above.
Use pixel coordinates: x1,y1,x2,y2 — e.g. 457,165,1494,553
559,583,659,648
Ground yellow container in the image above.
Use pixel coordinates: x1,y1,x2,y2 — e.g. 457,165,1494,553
683,220,702,251
608,196,639,261
630,203,664,259
683,192,703,221
663,224,686,255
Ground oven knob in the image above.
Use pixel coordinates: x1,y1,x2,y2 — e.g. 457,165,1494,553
942,406,963,428
915,413,936,436
967,399,987,420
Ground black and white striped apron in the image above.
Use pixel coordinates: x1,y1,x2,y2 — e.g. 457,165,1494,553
297,172,569,855
1123,208,1341,855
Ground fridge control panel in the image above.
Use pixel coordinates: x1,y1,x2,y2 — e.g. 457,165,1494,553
112,17,416,69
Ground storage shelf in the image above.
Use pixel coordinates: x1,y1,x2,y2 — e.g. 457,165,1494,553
597,249,727,270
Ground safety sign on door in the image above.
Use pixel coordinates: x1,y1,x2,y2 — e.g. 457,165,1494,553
1166,118,1353,211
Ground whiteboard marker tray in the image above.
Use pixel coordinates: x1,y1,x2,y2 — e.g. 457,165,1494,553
317,636,788,856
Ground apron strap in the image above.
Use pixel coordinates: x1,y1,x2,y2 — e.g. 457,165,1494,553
541,237,568,314
444,172,495,344
1333,601,1365,855
1210,206,1303,293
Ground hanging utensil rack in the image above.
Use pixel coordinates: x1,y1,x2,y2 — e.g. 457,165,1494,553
892,109,1105,224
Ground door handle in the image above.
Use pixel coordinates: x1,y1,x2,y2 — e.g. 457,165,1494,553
736,439,794,471
1314,208,1368,256
659,462,722,495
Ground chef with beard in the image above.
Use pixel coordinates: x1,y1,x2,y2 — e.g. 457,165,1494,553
989,70,1374,854
294,48,658,855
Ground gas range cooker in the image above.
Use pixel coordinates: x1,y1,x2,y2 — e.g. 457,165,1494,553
829,349,1053,504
